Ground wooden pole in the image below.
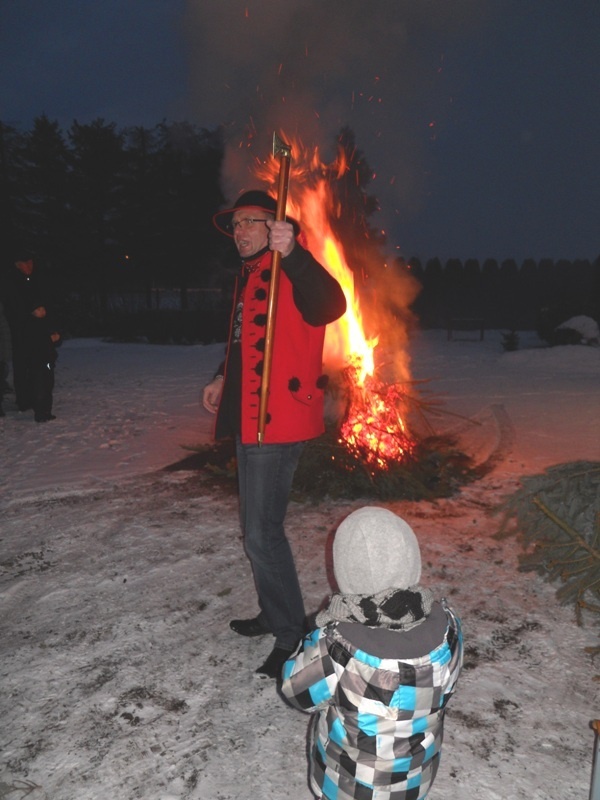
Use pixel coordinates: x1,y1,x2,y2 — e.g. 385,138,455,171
257,133,293,445
591,720,600,800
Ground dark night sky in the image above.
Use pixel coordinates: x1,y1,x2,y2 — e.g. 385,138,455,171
1,0,598,264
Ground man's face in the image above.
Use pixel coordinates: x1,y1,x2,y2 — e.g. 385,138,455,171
16,259,33,276
231,207,272,258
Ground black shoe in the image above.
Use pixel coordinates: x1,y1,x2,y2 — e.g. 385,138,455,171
255,646,294,680
230,617,271,637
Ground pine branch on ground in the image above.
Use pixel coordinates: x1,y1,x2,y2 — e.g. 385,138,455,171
173,428,479,502
494,461,600,625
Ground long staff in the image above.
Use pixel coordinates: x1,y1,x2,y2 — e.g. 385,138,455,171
257,132,292,445
591,720,600,800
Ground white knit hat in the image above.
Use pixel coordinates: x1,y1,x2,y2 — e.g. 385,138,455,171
333,506,422,595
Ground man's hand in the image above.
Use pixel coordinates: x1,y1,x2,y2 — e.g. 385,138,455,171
266,219,295,258
202,376,224,413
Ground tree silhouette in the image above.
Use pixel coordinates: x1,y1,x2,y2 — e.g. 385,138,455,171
151,122,225,305
67,119,126,307
17,115,70,290
0,122,25,264
328,126,383,286
0,116,597,335
119,125,165,302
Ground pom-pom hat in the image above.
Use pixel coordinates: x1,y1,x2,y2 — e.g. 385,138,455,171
212,190,300,237
333,506,422,595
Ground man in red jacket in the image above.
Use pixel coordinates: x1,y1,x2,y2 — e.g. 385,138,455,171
203,190,346,678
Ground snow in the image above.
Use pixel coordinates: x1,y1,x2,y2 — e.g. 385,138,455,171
557,315,600,344
1,330,599,800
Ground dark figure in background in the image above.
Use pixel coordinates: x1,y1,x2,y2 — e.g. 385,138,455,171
0,298,12,417
3,254,60,421
203,190,346,678
22,301,60,422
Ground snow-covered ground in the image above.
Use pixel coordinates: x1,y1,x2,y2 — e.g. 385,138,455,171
1,330,599,800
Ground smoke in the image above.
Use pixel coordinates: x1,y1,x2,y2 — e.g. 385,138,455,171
184,0,495,227
183,0,496,386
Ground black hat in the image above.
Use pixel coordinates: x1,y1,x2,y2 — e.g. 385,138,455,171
212,190,299,237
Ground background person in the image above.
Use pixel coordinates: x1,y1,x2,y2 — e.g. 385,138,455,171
0,298,12,417
3,252,60,420
22,301,60,422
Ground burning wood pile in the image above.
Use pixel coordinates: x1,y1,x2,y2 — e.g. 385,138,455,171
293,375,477,502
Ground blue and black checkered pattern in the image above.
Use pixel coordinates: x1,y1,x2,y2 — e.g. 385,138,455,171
282,602,463,800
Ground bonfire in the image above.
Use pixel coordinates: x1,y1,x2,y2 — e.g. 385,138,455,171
254,135,418,468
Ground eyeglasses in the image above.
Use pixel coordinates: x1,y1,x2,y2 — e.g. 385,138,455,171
229,217,270,232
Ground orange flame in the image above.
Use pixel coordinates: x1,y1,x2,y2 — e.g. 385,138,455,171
253,134,414,469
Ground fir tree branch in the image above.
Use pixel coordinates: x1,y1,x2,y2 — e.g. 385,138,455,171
532,496,599,562
577,573,600,593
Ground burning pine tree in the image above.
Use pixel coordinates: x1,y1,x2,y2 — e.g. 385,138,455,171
254,130,419,450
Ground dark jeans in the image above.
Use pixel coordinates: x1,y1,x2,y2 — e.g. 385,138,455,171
0,360,6,415
31,363,55,420
12,354,32,411
236,438,306,650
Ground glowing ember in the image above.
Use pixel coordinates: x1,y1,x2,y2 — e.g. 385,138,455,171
339,362,415,468
253,133,415,469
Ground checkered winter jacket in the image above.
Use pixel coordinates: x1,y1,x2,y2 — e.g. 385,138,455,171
281,601,463,800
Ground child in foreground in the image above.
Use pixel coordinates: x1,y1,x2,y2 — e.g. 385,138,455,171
281,506,463,800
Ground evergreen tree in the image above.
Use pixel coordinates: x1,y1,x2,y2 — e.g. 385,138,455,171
496,462,600,624
0,122,26,264
421,257,444,327
120,125,164,302
67,118,126,307
152,122,225,304
17,115,70,290
325,126,420,343
328,126,383,287
444,258,464,317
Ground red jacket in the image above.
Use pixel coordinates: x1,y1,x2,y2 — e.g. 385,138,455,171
215,244,346,445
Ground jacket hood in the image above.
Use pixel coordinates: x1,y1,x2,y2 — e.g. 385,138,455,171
333,506,422,595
